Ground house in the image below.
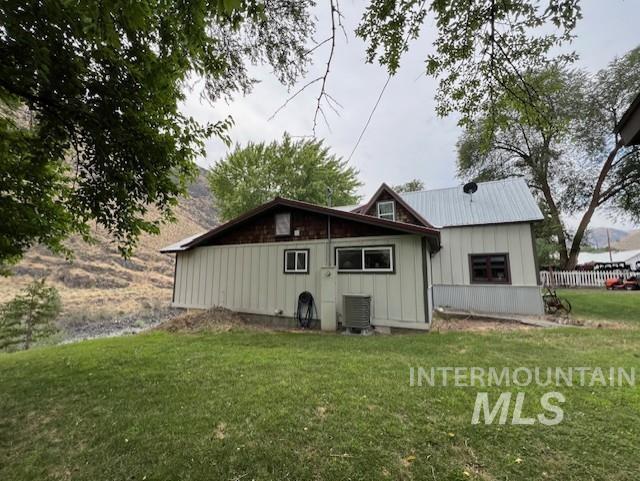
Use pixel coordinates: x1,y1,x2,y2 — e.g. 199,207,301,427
161,177,544,331
615,92,640,146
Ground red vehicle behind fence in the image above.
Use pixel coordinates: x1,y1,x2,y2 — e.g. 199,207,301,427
605,275,640,290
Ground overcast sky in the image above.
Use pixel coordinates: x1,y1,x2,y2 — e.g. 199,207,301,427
183,0,640,231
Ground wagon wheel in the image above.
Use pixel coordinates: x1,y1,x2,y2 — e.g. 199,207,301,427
558,298,572,314
543,295,558,315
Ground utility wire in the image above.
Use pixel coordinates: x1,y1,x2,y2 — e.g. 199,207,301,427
346,73,392,162
346,0,427,163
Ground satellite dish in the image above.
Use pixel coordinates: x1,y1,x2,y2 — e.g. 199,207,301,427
463,181,478,195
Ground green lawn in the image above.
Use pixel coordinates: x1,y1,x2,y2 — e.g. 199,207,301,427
1,328,639,480
557,288,640,323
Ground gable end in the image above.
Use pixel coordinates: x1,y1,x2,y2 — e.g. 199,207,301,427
361,184,434,227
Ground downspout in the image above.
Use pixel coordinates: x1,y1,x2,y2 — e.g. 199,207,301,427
171,253,178,304
430,248,435,314
421,237,430,326
327,215,332,265
326,187,333,266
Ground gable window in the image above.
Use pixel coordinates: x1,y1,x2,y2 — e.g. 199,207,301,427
376,201,395,221
284,249,309,273
275,212,291,236
469,254,510,284
336,246,394,273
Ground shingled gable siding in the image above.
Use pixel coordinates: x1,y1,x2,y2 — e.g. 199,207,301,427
198,207,412,246
363,191,423,225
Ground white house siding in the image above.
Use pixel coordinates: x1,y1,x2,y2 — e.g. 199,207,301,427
334,236,429,328
172,235,429,329
430,223,544,315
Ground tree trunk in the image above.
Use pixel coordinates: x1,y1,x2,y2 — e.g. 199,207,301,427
565,138,623,269
539,180,569,267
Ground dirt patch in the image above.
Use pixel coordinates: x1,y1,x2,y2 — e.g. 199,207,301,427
315,406,328,420
540,315,629,330
431,313,629,332
154,307,250,333
158,309,540,334
430,317,534,332
564,318,630,329
213,422,227,440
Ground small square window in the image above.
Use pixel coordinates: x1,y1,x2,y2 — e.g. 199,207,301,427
284,249,308,273
364,248,392,270
377,201,395,221
336,248,363,271
275,212,291,236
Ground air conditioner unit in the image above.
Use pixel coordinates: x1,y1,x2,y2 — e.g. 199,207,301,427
342,295,371,329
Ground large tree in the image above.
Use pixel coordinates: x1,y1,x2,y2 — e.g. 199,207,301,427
208,134,362,220
1,0,583,270
0,0,314,270
285,0,582,132
356,0,581,123
457,47,640,269
392,179,425,193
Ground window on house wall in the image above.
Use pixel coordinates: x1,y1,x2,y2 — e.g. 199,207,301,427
275,212,291,236
469,254,510,283
376,201,395,221
336,246,394,273
284,249,308,273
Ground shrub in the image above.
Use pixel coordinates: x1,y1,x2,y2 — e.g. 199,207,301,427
0,279,61,351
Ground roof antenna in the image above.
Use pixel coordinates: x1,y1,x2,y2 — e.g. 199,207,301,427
326,186,333,207
463,181,478,203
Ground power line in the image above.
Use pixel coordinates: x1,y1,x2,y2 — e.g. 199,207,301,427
346,0,427,163
346,73,392,163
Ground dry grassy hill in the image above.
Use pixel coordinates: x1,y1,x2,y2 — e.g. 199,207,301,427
0,169,216,333
613,230,640,250
585,227,629,249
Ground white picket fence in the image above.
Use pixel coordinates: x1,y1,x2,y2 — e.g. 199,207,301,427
540,270,631,288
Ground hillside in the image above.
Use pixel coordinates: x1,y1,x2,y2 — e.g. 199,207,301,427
584,227,629,249
0,169,216,335
613,229,640,250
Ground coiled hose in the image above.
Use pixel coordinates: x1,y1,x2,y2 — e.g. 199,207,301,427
295,291,317,328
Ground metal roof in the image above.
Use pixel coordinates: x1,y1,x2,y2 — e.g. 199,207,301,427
161,178,542,253
160,231,205,253
399,177,543,228
332,204,360,212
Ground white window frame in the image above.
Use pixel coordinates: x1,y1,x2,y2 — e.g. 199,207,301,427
284,249,309,273
335,246,394,273
376,200,395,221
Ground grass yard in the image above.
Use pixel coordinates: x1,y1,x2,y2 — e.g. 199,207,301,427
557,288,640,323
1,328,640,480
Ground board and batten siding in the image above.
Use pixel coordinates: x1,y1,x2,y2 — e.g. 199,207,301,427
430,223,544,315
431,223,538,285
172,235,429,328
